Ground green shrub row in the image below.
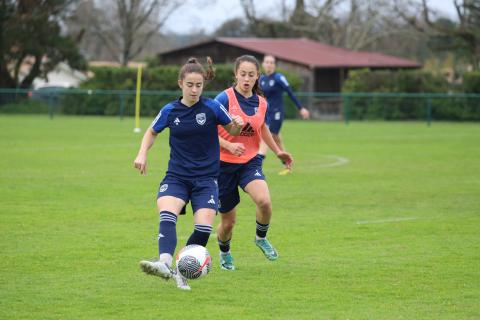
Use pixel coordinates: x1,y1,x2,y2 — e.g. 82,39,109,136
57,65,303,118
342,69,480,121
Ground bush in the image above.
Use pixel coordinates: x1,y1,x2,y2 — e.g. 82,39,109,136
0,98,50,114
60,65,302,118
343,69,479,121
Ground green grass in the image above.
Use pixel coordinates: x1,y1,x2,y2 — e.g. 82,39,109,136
0,115,479,319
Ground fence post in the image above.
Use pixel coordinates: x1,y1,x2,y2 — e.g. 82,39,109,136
48,93,54,119
119,94,125,120
427,97,432,127
343,94,349,125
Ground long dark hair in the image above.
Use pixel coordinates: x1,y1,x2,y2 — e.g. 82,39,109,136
178,57,215,81
234,55,263,96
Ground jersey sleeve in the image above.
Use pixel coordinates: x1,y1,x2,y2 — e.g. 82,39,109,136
214,91,229,111
150,104,173,133
276,73,302,110
209,99,232,126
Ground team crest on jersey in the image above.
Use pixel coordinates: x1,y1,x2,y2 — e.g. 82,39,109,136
159,184,168,192
196,113,206,125
269,79,275,86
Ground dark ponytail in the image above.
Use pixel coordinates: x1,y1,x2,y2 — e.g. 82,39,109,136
178,56,215,81
234,55,264,97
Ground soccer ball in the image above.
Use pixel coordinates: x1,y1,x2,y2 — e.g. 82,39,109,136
176,245,212,280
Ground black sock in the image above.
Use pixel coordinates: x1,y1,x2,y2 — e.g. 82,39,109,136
218,238,231,253
158,211,177,256
186,224,212,247
256,220,269,239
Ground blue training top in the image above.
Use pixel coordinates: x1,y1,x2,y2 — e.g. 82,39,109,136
151,96,232,179
259,72,302,113
215,87,269,123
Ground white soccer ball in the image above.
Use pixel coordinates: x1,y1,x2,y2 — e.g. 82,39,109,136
176,245,212,280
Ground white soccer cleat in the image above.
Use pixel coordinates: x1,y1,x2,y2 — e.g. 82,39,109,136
139,260,173,280
173,269,191,290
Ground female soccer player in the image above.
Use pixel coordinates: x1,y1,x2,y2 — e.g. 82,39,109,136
259,54,310,174
134,57,244,290
215,55,293,271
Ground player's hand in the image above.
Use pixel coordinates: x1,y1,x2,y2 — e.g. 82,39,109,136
276,151,293,170
228,142,246,157
299,107,310,120
231,115,244,129
134,153,147,175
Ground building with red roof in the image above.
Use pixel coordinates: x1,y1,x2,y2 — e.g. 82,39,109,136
157,37,421,93
157,37,421,119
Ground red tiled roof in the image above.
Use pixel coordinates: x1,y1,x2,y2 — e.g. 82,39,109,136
216,37,420,68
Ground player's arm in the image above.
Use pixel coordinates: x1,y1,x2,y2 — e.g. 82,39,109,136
214,93,244,136
134,128,157,175
278,74,310,120
260,123,293,169
222,115,244,136
134,106,169,175
219,136,245,157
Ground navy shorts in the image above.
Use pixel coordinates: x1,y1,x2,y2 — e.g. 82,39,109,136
157,174,218,213
267,109,284,135
218,155,266,213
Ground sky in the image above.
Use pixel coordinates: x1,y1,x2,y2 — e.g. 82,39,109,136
163,0,458,35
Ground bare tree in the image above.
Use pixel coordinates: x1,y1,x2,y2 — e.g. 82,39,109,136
394,0,480,69
239,0,409,52
72,0,183,66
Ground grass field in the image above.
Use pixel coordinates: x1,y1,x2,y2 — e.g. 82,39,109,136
1,115,479,319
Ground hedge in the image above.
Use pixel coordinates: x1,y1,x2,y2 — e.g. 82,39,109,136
343,69,480,121
59,65,302,117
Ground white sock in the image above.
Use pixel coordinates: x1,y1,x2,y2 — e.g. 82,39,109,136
255,235,266,241
159,253,173,267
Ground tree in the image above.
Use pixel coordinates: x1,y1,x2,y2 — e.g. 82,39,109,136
0,0,86,88
215,18,250,37
395,0,480,70
70,0,183,66
239,0,409,52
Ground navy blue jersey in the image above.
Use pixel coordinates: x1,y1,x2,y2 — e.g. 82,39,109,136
215,87,269,123
151,97,232,179
259,72,302,112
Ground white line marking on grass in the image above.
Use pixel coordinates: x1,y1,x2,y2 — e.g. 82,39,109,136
356,217,419,225
319,155,349,168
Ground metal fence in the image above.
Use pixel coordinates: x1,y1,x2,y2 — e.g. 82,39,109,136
1,88,479,125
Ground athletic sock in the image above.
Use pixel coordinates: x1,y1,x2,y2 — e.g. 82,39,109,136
218,238,231,253
158,211,177,264
186,224,212,247
256,220,269,239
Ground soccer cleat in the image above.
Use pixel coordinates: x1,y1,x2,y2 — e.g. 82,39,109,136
173,269,191,290
139,260,174,280
219,252,235,270
278,168,291,175
255,238,279,261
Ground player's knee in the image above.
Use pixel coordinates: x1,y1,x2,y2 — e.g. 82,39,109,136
255,196,271,212
221,215,236,231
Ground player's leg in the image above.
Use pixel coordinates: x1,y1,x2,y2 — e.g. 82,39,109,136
244,180,278,260
174,205,215,291
216,162,241,270
239,156,278,260
217,208,237,270
188,177,219,247
140,177,187,280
